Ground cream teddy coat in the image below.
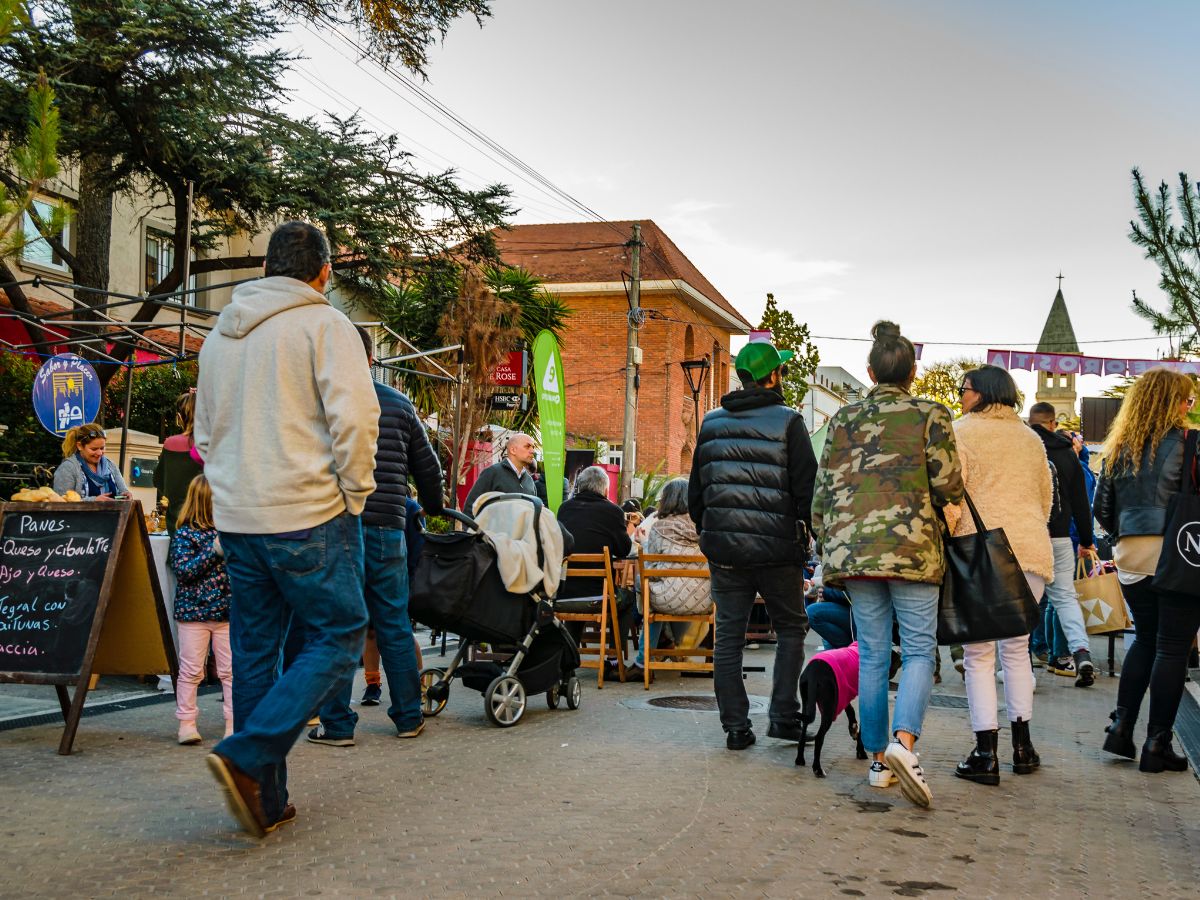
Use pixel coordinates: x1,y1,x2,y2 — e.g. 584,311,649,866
944,405,1055,582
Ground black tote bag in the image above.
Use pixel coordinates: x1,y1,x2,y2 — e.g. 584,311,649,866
937,491,1040,645
1153,429,1200,599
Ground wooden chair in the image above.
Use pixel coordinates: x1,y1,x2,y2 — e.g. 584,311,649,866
556,547,625,688
637,553,715,690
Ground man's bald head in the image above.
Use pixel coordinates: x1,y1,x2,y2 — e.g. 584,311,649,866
1028,402,1057,428
506,433,537,470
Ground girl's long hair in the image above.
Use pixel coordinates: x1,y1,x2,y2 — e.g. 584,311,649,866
61,423,106,459
175,391,196,436
1102,368,1194,473
177,474,215,530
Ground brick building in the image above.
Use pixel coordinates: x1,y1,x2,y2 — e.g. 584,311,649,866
494,221,752,478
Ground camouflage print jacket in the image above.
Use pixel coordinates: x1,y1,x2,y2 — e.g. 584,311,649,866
813,383,964,586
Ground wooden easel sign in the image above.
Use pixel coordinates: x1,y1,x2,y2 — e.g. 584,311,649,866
0,501,178,754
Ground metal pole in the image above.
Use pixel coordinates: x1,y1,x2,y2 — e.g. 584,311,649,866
693,392,701,441
447,349,465,510
118,363,134,475
619,224,642,500
180,181,193,354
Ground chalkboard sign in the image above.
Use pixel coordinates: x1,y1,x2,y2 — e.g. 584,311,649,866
0,507,121,675
0,501,177,754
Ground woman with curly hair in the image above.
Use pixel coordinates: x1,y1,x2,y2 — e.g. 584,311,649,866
1094,367,1197,773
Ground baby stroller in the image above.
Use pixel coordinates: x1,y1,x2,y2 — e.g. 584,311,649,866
408,494,581,727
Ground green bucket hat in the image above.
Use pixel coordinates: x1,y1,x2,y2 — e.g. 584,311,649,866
735,341,794,382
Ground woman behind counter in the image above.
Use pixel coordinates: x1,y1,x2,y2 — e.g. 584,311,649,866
52,423,130,500
154,391,204,535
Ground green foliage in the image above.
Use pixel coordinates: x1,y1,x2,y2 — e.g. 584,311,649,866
284,0,490,73
757,293,820,406
911,357,982,417
633,460,669,508
101,363,199,440
0,352,61,466
0,0,62,260
1129,169,1200,355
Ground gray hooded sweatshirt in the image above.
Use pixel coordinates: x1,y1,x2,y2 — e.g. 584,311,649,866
194,276,380,534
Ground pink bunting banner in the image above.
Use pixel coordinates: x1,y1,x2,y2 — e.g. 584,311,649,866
986,349,1200,377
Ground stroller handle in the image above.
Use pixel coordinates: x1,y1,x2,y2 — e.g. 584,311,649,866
439,508,481,532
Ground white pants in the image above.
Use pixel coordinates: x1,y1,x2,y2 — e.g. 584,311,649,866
963,573,1044,733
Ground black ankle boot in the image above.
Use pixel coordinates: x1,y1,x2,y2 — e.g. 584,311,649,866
955,729,1000,785
1139,730,1189,773
1011,718,1040,774
1102,707,1138,759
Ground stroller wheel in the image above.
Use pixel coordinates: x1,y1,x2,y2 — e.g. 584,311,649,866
420,667,449,717
564,676,582,710
546,685,560,709
484,675,526,727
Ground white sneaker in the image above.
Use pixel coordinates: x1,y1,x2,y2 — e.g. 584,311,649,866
869,760,897,788
884,741,933,809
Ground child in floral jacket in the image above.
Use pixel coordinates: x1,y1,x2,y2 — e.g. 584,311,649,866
169,474,233,745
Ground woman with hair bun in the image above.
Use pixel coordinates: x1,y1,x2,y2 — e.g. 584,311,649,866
813,320,964,808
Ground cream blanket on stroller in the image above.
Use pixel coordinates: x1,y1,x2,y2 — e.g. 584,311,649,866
472,492,565,597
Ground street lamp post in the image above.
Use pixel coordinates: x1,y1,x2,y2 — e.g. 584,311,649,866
679,357,711,441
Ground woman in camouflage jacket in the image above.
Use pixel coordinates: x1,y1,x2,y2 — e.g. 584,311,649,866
812,322,964,809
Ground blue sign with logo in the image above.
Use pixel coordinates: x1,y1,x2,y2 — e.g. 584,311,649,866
31,353,101,437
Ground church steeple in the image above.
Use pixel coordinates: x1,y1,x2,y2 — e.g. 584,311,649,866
1034,278,1079,420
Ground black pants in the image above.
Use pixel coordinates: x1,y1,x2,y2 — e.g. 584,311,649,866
1117,579,1200,733
711,564,808,733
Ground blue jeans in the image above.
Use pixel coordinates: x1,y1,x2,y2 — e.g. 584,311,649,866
214,513,368,820
805,599,853,650
320,526,421,736
1044,537,1090,654
845,578,938,754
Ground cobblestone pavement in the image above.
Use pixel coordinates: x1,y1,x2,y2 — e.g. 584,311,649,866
2,638,1197,899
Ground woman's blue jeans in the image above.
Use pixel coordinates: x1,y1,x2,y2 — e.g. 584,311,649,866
845,578,938,754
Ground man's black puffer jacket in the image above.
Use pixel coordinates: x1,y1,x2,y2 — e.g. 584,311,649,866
363,381,444,530
687,386,817,567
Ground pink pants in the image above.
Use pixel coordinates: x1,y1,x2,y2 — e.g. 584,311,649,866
175,621,232,723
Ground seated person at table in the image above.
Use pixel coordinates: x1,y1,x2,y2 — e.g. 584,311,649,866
805,564,854,650
628,478,712,679
555,466,633,642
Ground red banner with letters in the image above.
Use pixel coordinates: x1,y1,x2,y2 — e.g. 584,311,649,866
986,349,1200,377
490,350,527,386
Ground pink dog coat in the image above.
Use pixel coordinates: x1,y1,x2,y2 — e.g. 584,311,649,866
809,642,860,719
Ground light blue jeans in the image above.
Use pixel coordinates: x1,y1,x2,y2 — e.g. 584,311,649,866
1044,537,1090,654
845,578,939,754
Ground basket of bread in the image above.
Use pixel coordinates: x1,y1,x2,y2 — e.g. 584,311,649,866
9,486,83,503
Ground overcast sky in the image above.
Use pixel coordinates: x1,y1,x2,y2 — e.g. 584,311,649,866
284,0,1199,398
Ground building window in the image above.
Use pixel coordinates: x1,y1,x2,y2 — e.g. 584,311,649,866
145,229,198,302
21,197,70,272
605,444,623,469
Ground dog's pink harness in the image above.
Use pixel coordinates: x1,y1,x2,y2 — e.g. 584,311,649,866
810,642,860,719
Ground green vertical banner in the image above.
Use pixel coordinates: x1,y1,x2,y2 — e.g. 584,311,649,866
532,329,566,513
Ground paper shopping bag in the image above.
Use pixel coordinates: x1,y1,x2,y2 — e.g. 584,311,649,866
1074,559,1131,634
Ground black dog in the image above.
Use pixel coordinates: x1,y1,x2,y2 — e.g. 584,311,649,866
795,654,867,777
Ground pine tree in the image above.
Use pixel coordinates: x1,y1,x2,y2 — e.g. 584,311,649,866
1129,168,1200,356
757,293,820,406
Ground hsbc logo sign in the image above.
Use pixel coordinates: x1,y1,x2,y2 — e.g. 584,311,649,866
1177,521,1200,568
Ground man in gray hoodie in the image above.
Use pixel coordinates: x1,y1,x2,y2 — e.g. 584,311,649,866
196,221,380,838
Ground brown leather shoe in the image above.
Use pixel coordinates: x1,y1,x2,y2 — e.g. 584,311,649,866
265,803,297,833
206,752,269,838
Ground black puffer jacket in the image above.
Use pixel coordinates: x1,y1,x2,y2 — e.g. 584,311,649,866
1094,428,1187,541
1031,424,1094,545
363,381,444,530
687,386,817,567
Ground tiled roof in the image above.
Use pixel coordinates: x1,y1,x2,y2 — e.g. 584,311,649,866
492,221,752,330
1037,288,1080,354
3,295,204,354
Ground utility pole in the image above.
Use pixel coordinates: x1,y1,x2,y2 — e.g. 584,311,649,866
619,223,643,500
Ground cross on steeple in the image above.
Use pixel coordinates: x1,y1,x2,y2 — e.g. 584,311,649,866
1056,271,1064,290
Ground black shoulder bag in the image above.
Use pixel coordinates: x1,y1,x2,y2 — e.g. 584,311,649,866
937,491,1040,645
1152,429,1200,599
